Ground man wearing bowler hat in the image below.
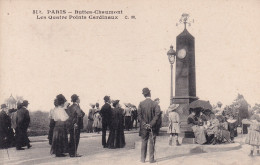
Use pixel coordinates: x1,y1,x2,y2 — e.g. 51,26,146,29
16,100,31,150
138,88,161,163
100,95,112,148
66,94,85,157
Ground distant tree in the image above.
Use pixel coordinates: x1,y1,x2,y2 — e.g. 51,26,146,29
233,93,249,126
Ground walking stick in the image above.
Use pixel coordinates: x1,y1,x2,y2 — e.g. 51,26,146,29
150,128,158,164
74,127,77,157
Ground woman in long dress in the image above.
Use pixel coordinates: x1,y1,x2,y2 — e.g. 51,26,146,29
107,100,125,149
187,109,207,144
206,113,220,145
50,94,69,157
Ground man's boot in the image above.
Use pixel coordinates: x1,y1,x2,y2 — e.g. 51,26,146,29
27,143,32,149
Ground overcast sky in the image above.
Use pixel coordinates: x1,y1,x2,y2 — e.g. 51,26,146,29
1,0,260,113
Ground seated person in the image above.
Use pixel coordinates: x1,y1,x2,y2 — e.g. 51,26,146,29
187,109,207,144
217,116,231,143
206,113,219,145
227,115,238,143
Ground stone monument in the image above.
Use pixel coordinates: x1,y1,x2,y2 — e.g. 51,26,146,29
172,14,198,140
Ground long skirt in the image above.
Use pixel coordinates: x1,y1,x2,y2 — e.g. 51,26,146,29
15,128,30,148
125,116,131,130
107,128,125,149
192,125,206,144
86,120,94,133
50,121,68,156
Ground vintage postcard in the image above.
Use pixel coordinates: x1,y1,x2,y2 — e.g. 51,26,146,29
0,0,260,165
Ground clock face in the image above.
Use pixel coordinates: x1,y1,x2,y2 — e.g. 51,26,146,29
177,49,187,59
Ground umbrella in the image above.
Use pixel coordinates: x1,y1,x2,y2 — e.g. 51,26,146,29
189,100,212,111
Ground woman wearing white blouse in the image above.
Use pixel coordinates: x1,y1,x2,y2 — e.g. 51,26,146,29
50,94,69,157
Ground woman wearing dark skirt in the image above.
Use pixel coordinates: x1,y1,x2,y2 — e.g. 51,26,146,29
107,100,125,149
50,94,69,157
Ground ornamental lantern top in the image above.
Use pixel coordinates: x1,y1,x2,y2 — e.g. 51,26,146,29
167,45,176,65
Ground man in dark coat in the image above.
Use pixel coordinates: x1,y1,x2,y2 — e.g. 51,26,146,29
66,94,85,157
100,95,112,148
16,100,31,150
0,104,12,149
138,88,161,163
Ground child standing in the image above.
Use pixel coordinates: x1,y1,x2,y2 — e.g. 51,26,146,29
167,104,180,146
242,111,260,156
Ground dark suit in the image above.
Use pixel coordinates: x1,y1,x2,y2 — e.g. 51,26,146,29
137,98,161,162
16,107,30,149
100,102,112,147
0,110,12,148
66,103,85,156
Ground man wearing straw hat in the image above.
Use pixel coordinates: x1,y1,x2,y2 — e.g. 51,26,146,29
138,87,161,163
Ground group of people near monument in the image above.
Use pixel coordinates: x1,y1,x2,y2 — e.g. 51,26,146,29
1,88,260,162
187,102,240,145
86,102,138,133
0,100,31,150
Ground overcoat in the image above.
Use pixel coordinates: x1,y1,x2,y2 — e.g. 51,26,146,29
137,98,161,137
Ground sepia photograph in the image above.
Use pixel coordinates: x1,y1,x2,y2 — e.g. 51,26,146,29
0,0,260,164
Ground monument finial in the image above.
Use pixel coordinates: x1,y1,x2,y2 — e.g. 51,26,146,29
176,13,194,30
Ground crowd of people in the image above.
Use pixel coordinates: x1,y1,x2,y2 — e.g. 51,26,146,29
0,101,31,150
187,102,240,145
1,90,260,162
86,102,139,133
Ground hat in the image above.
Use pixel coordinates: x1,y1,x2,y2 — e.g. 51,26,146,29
142,87,151,95
1,104,7,109
22,100,29,106
71,94,79,102
104,96,110,102
56,94,67,106
113,100,120,107
167,104,179,112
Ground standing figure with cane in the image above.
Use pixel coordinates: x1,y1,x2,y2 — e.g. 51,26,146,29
66,94,85,157
137,87,161,163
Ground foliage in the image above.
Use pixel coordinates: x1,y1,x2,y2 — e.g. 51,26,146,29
28,111,49,136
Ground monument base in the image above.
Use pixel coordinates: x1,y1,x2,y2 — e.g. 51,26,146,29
172,97,198,144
